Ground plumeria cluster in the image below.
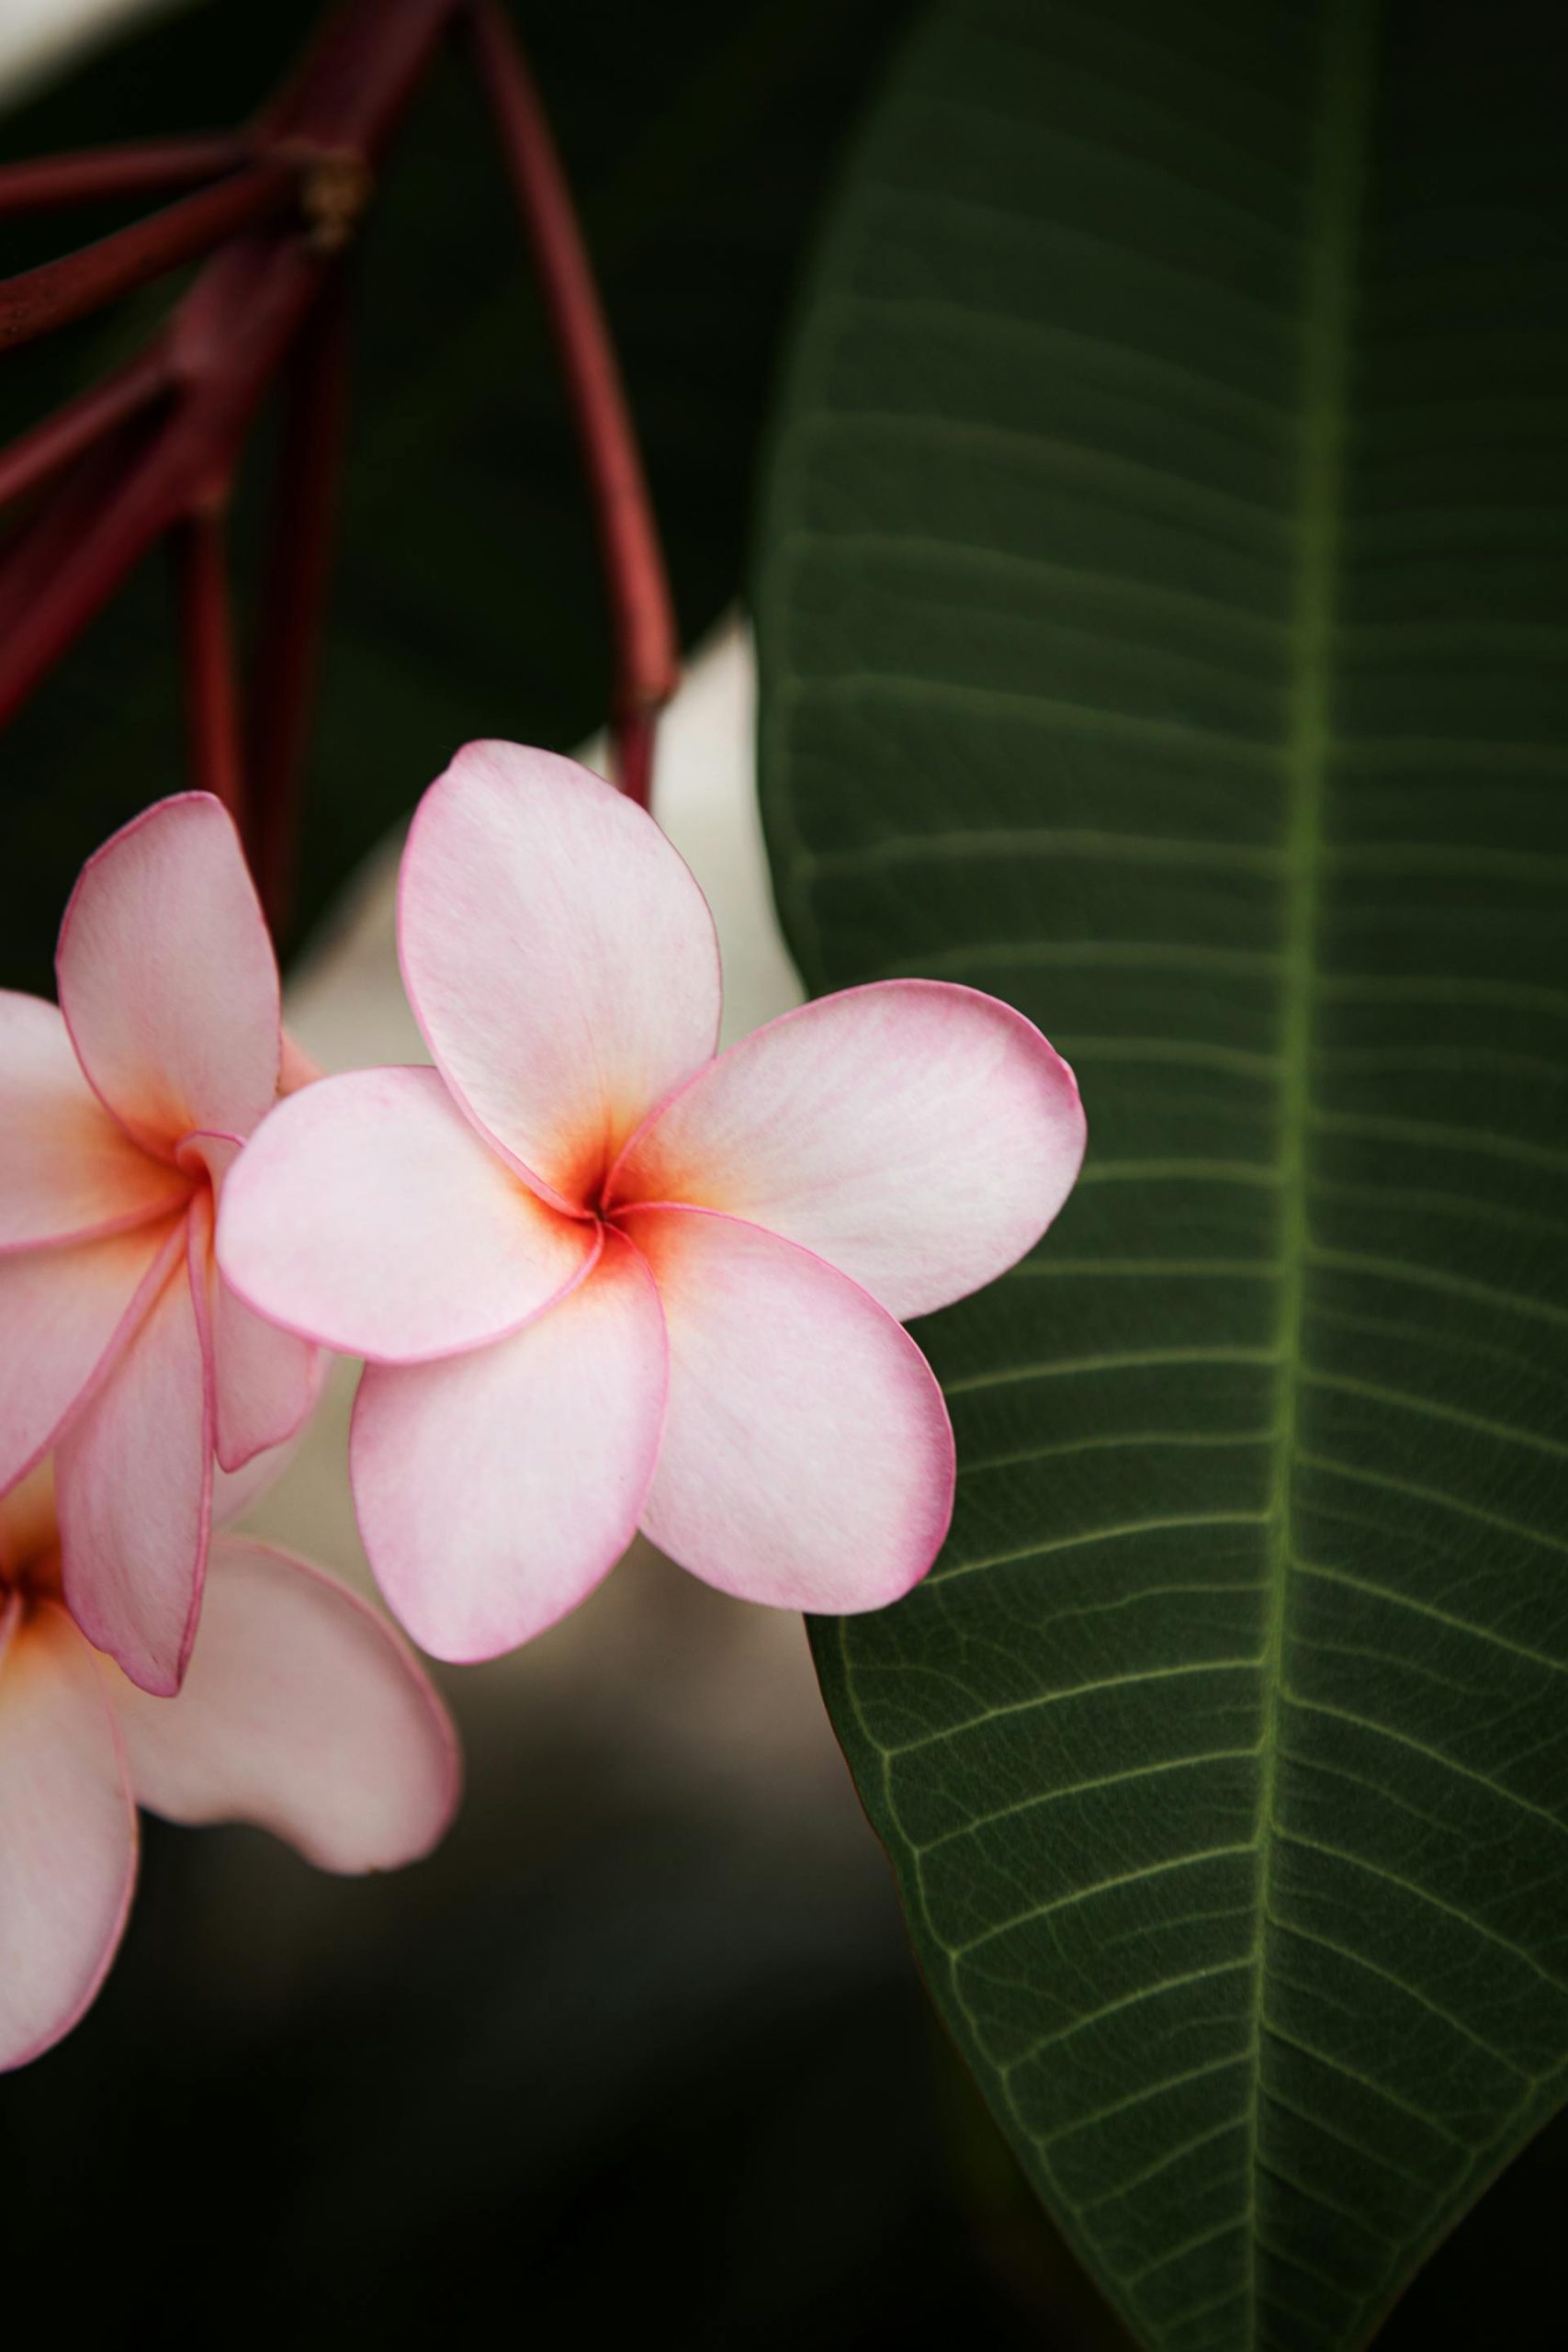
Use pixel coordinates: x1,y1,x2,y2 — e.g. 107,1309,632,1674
0,743,1084,2069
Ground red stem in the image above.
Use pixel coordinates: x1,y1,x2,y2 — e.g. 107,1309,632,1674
463,0,678,807
0,0,607,876
0,423,151,649
249,271,352,935
0,162,299,352
0,241,323,729
173,504,248,837
0,0,459,732
0,345,172,513
0,136,248,220
264,0,465,150
0,429,179,728
615,707,658,813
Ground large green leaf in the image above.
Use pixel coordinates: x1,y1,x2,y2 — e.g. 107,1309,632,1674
755,1,1568,2345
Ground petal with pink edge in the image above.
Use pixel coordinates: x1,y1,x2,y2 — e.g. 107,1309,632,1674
399,742,721,1209
107,1537,458,1872
185,1184,319,1475
0,1216,181,1494
621,1205,954,1611
209,1277,321,1473
610,979,1086,1320
218,1066,597,1363
57,1243,212,1697
209,1354,328,1531
352,1231,668,1661
0,1599,137,2072
0,991,187,1250
56,793,279,1153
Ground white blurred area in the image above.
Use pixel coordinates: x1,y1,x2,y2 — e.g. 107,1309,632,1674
0,0,191,102
0,0,205,105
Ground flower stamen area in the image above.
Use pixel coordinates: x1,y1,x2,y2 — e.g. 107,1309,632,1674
0,1468,63,1609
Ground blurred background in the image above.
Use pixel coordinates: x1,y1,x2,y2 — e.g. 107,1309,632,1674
0,5,1559,2344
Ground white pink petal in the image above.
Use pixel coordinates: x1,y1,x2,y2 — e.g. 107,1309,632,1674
623,1205,955,1611
0,1507,457,2072
0,1216,183,1497
106,1536,459,1872
0,992,187,1250
351,1231,668,1661
55,792,280,1153
175,1140,320,1474
56,1238,212,1698
0,1597,138,2073
610,978,1084,1318
398,742,721,1208
201,745,1084,1662
216,1064,597,1363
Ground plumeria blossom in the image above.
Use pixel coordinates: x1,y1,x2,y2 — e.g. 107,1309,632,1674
0,795,321,1695
220,743,1086,1663
0,1458,459,2074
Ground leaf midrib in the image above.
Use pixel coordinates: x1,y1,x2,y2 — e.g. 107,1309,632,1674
1248,0,1377,2341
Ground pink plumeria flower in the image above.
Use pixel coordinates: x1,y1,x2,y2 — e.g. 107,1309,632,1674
0,1458,459,2074
219,743,1086,1662
0,794,321,1694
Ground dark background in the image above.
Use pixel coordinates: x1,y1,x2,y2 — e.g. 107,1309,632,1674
0,5,1561,2343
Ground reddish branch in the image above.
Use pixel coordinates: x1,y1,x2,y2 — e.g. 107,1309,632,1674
0,237,326,737
0,135,249,220
174,505,247,832
249,272,352,933
0,162,302,350
0,419,152,649
0,344,170,511
465,0,678,808
0,0,672,925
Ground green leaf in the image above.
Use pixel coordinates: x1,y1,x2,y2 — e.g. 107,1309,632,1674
754,1,1568,2345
